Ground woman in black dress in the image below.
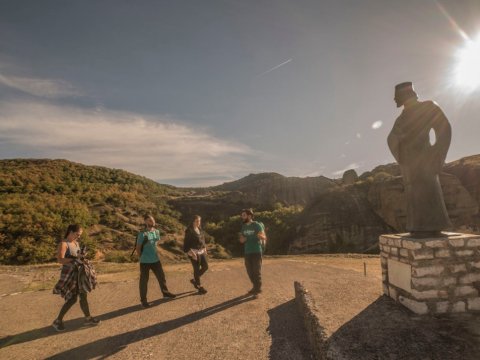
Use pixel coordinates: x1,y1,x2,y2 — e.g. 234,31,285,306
183,215,208,294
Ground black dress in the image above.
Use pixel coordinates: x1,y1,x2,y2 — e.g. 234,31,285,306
183,227,208,287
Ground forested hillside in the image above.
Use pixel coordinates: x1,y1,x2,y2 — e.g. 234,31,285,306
0,159,187,264
2,155,479,264
0,159,303,264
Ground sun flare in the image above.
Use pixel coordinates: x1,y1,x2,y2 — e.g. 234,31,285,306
454,34,480,92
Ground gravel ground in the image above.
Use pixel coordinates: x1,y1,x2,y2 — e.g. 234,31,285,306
0,257,352,360
297,257,480,360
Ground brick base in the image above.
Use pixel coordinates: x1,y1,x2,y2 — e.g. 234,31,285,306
380,233,480,314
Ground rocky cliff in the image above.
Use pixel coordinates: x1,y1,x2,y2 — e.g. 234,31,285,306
290,156,480,254
290,185,394,254
213,172,336,206
171,172,337,223
367,172,478,232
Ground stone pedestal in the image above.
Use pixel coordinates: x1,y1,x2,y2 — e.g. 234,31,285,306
380,232,480,315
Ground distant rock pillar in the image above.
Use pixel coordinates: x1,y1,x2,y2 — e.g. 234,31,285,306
380,233,480,314
342,169,358,185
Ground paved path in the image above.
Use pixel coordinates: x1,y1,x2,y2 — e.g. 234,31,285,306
0,257,380,360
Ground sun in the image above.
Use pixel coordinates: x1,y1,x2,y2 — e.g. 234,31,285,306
454,34,480,92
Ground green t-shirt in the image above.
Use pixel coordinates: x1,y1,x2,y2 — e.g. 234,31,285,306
137,229,160,263
240,221,264,254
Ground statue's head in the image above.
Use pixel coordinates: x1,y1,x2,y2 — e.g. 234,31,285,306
394,82,418,108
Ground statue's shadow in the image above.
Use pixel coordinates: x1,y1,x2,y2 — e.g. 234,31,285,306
326,295,480,360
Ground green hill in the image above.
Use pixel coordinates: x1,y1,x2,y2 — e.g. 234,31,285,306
0,159,188,264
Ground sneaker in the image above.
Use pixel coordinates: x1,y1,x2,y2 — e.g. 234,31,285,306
52,319,65,332
198,287,207,295
141,301,151,308
162,291,176,299
190,279,199,289
84,317,100,326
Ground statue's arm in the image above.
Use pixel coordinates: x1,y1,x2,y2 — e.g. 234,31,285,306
431,107,452,171
387,125,401,164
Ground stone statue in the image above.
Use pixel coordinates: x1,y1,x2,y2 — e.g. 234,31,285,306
387,82,452,238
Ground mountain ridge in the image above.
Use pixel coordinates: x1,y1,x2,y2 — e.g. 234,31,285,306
1,155,480,264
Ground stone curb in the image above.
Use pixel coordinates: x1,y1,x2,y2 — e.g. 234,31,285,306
294,281,328,360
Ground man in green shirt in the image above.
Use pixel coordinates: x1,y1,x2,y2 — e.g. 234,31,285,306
239,209,267,296
136,214,176,308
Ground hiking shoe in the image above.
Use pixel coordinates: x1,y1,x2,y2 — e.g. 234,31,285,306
163,291,176,299
198,287,207,295
141,301,151,308
84,317,100,326
190,279,199,289
52,319,65,332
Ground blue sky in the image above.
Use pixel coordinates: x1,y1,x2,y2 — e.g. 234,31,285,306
1,0,480,186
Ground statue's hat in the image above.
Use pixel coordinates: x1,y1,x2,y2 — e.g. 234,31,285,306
394,82,417,103
395,82,414,92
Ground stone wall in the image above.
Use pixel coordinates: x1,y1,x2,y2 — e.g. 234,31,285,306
380,233,480,314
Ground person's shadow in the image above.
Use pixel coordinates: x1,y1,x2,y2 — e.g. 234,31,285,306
0,290,197,349
42,293,255,359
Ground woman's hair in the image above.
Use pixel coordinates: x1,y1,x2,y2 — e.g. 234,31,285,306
64,224,82,239
191,215,201,227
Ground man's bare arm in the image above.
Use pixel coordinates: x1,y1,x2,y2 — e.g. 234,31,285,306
239,233,246,244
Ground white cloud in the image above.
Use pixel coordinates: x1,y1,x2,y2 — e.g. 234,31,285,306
0,73,82,99
371,121,383,130
332,163,361,177
0,100,253,184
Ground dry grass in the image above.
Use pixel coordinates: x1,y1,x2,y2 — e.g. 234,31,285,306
0,254,380,295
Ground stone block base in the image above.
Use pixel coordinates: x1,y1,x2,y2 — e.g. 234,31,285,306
380,232,480,315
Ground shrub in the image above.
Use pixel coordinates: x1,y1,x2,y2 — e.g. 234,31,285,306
208,244,231,259
104,250,135,263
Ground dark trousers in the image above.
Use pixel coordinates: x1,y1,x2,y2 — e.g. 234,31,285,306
190,254,208,286
57,292,90,321
244,253,262,291
139,261,169,302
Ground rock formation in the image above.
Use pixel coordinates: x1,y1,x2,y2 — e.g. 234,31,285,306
290,186,394,254
367,172,478,232
290,156,480,254
342,169,358,185
213,173,337,206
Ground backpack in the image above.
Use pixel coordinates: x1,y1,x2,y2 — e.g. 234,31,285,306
130,230,158,258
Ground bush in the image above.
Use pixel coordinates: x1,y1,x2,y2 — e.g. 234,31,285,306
163,239,179,248
208,244,231,259
205,206,302,256
104,250,135,263
373,172,393,182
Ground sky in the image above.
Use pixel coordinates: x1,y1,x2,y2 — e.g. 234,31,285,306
1,0,480,187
